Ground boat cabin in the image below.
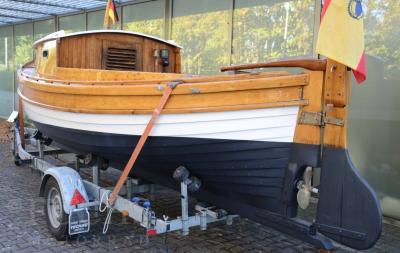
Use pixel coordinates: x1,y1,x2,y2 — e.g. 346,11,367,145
33,30,182,78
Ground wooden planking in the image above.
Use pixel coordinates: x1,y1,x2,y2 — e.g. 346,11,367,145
36,42,58,77
324,107,348,148
293,70,324,145
20,91,307,114
54,67,184,82
174,48,181,73
323,60,351,148
324,59,349,107
25,66,292,84
21,65,295,85
293,60,351,148
19,76,305,114
57,33,179,73
20,73,309,96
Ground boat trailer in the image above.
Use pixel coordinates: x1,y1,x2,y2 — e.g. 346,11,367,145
8,113,238,240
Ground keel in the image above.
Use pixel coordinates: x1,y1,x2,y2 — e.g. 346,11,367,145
316,147,382,249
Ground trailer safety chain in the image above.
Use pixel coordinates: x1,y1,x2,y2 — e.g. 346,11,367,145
107,81,182,206
103,208,114,234
99,190,112,212
99,190,114,234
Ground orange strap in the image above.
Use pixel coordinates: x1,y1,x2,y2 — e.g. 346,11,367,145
108,81,181,205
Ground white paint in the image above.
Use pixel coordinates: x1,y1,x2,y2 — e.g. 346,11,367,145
33,30,182,49
23,101,299,142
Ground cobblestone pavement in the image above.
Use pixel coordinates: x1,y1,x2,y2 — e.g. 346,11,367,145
0,137,399,252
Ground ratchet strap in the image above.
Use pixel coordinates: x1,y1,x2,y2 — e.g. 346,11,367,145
108,81,182,206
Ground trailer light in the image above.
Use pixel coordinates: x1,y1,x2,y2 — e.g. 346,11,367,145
147,229,157,236
70,189,86,206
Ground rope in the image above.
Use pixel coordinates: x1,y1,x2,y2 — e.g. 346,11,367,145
99,190,113,234
103,208,114,234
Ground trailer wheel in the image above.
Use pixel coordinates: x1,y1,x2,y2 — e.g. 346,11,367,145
14,155,22,166
44,177,68,241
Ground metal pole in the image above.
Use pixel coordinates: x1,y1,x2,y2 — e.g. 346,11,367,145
38,140,44,159
122,177,132,223
75,156,80,172
92,164,100,218
180,180,189,235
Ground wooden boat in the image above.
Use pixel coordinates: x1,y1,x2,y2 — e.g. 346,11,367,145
18,30,381,250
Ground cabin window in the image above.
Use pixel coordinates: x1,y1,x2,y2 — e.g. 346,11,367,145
42,49,48,58
104,47,137,71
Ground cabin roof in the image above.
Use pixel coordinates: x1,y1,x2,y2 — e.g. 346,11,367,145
33,30,182,49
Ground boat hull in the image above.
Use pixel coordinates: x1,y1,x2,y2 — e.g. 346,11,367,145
23,100,382,250
34,121,315,213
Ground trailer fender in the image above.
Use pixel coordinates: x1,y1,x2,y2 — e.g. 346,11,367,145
39,167,89,214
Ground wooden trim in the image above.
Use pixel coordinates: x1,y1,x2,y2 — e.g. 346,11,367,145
221,58,327,72
22,66,293,85
322,60,351,148
293,70,324,145
20,73,309,96
19,90,308,114
19,83,304,112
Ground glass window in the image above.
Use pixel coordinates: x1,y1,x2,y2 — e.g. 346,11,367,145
0,26,14,118
232,0,316,64
14,23,33,109
88,9,121,30
34,19,55,41
172,0,231,75
123,0,165,37
348,0,400,219
59,14,86,34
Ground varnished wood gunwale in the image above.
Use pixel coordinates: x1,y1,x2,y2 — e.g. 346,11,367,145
19,70,309,96
19,91,308,114
21,67,292,86
19,66,309,114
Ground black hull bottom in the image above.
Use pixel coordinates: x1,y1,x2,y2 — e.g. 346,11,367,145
34,122,382,250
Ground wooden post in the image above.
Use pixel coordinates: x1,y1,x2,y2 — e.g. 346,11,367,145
322,59,351,149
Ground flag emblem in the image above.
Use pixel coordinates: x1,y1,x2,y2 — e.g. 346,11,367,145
316,0,366,83
348,0,363,20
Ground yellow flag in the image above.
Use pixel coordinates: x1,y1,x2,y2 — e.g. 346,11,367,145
316,0,366,83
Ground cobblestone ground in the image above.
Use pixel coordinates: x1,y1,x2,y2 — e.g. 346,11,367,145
0,130,399,252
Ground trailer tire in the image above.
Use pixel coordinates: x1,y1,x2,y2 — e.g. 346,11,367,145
14,155,22,166
44,177,69,241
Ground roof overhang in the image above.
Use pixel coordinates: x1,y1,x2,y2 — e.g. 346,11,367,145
33,30,182,49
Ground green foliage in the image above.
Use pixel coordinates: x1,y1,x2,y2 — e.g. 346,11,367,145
233,0,315,64
14,35,33,69
124,19,164,38
172,10,230,75
364,0,400,80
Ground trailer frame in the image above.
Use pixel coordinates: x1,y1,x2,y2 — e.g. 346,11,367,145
9,113,238,239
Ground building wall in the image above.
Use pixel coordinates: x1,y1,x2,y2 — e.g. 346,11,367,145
0,0,399,219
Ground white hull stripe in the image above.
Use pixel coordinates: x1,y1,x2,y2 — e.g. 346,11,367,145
23,101,299,142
